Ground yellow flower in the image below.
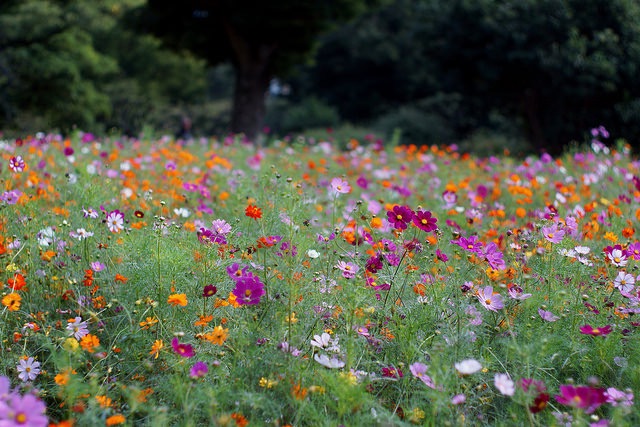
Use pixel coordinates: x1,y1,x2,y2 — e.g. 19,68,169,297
2,293,21,311
62,337,79,352
167,293,188,307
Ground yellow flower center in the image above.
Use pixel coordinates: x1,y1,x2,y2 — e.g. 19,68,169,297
15,413,27,423
245,289,252,297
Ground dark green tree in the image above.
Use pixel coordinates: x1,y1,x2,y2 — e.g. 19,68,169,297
130,0,381,141
0,0,117,131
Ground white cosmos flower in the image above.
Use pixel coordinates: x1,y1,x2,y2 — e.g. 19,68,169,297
314,353,345,369
455,358,482,375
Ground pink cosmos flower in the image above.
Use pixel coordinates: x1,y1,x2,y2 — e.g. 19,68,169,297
412,210,438,232
386,205,414,230
9,155,25,173
330,177,351,195
538,308,559,322
476,286,504,312
555,385,606,414
409,362,436,389
105,209,125,233
171,337,195,358
579,324,613,336
604,387,634,406
335,260,359,279
541,224,565,244
494,373,515,396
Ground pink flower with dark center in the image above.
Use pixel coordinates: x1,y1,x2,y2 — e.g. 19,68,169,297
476,286,503,312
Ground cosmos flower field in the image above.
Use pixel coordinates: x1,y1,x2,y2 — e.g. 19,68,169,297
1,129,639,426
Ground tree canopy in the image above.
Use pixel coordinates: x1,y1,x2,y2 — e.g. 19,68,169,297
131,0,382,140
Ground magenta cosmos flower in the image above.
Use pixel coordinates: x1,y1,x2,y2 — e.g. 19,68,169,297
171,338,195,358
412,210,438,232
387,205,414,230
555,384,606,414
476,286,504,312
579,324,613,336
0,392,48,426
232,275,265,305
189,361,209,378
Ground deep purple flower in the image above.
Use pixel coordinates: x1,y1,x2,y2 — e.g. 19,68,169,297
202,285,217,298
436,249,449,262
365,254,384,273
555,385,606,414
386,205,414,230
412,210,438,232
232,276,265,305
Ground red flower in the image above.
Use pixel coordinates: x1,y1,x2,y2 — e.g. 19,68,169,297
245,204,262,219
580,324,613,336
7,273,26,291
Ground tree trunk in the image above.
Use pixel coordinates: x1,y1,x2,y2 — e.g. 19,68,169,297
231,50,272,143
223,21,276,143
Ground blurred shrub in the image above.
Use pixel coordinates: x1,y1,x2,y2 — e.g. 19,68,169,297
265,97,340,134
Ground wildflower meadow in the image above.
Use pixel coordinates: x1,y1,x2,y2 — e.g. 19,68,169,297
1,129,639,426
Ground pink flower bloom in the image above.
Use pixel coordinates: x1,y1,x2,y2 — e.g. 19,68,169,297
189,361,209,378
476,286,504,312
541,224,565,244
579,324,613,336
9,155,25,173
105,209,125,233
555,384,606,414
452,235,484,255
409,362,436,389
494,373,515,396
412,210,438,232
604,387,634,406
606,245,628,267
626,242,640,260
171,337,195,358
451,394,466,405
232,275,265,305
335,260,359,279
484,242,506,270
538,308,560,322
330,177,351,195
386,205,414,230
507,284,532,300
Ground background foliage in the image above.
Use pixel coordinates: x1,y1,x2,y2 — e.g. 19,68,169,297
2,0,640,154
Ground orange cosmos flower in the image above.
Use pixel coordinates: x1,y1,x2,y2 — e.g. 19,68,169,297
105,414,126,426
245,204,262,219
150,339,163,359
167,293,188,306
2,293,21,311
80,334,100,353
202,325,229,345
114,274,128,283
7,273,26,291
